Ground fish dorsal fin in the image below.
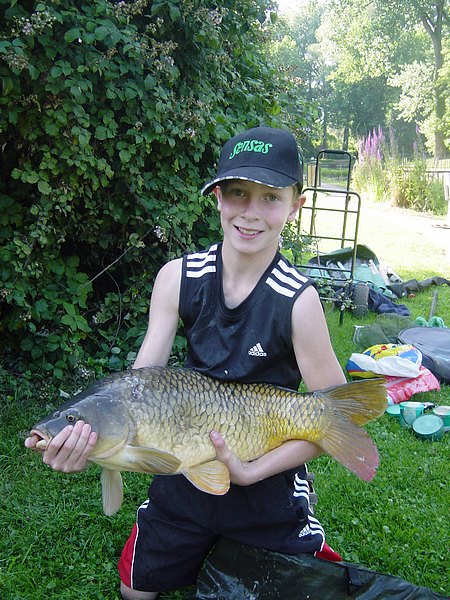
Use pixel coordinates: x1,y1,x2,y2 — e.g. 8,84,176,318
321,378,387,426
100,468,123,516
183,460,230,495
319,413,380,482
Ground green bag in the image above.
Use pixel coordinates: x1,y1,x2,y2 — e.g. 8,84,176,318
184,538,448,600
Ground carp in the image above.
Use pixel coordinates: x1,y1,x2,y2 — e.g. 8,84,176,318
30,367,387,515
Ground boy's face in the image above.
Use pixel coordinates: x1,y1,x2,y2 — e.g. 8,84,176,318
214,180,305,255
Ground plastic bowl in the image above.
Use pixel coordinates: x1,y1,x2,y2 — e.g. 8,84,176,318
412,414,445,441
399,401,424,428
386,404,401,420
432,406,450,431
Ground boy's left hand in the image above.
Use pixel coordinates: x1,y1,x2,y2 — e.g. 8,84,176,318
210,430,251,486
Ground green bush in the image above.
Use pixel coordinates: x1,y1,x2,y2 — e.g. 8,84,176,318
352,127,388,202
0,0,317,377
391,158,447,214
353,127,447,213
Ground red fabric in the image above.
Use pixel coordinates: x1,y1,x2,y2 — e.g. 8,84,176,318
118,523,138,587
315,542,343,562
385,365,440,404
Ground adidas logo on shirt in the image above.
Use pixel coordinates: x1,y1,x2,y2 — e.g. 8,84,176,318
248,343,267,357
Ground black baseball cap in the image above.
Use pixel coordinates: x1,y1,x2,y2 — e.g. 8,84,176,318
201,126,303,195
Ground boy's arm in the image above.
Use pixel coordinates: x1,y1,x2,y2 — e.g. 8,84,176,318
211,433,323,485
25,259,182,471
292,285,346,390
211,285,346,485
133,258,182,368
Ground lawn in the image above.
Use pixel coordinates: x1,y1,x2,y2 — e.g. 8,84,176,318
319,294,450,596
1,204,449,599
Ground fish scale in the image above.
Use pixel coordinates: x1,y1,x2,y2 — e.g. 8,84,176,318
30,366,387,515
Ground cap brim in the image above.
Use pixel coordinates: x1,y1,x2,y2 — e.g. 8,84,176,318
201,168,298,196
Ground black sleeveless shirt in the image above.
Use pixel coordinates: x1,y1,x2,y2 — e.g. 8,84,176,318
179,243,314,390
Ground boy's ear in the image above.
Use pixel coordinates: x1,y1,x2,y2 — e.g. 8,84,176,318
213,186,222,210
287,194,306,222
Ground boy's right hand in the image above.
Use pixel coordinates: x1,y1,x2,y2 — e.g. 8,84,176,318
25,420,97,473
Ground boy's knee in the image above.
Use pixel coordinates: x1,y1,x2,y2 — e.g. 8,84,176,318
120,580,159,600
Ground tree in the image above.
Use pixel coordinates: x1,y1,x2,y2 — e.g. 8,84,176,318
377,0,448,157
268,2,326,153
330,0,449,157
0,0,317,375
437,34,450,148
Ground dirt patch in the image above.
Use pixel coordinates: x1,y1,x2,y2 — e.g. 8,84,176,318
300,192,450,276
358,201,449,273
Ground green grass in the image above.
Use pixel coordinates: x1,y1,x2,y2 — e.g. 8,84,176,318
1,379,179,600
1,251,449,598
320,292,450,596
298,191,449,277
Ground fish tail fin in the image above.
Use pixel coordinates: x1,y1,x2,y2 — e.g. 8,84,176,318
322,378,387,426
319,415,379,481
100,468,123,516
314,379,387,481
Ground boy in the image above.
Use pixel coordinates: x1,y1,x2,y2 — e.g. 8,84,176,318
26,126,346,599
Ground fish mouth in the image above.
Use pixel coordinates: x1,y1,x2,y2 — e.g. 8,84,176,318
30,429,52,452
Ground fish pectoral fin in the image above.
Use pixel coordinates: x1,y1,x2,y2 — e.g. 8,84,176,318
100,469,123,516
93,438,127,460
93,446,180,475
318,414,380,482
126,446,181,474
183,460,230,495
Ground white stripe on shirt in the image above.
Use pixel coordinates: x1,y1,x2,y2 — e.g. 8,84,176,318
265,276,296,297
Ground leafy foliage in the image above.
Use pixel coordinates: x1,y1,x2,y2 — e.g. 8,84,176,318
0,0,317,376
266,2,323,154
327,0,449,157
274,0,449,157
353,125,447,213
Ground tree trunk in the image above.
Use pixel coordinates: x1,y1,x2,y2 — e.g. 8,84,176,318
343,126,349,151
421,6,449,158
322,111,327,149
434,91,447,159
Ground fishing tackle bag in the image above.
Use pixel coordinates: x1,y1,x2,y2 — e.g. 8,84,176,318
184,538,447,600
398,327,450,384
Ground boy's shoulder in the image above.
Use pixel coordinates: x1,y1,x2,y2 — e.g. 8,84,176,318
156,256,183,288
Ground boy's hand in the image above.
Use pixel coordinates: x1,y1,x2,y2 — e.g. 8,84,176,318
210,432,322,486
25,420,97,473
210,430,251,486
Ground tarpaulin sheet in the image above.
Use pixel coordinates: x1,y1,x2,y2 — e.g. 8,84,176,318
184,538,448,600
398,327,450,383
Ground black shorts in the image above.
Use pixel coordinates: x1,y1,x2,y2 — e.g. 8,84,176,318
118,467,325,592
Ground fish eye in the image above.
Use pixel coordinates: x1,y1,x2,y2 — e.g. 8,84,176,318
65,409,79,424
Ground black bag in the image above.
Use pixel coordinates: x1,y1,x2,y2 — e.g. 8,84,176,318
398,327,450,383
184,538,448,600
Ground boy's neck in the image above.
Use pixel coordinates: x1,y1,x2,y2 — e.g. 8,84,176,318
221,238,278,273
220,240,278,308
